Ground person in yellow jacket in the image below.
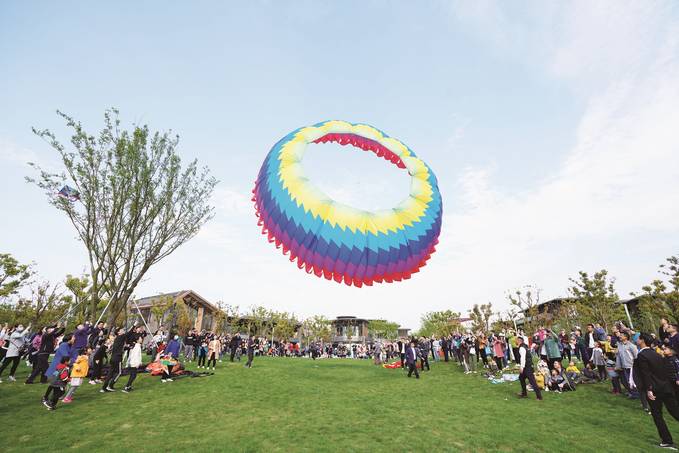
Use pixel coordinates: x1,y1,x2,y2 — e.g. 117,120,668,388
63,348,90,403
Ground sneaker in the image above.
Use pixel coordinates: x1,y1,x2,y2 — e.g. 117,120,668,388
42,399,50,408
100,389,106,393
122,388,130,393
166,378,173,382
62,397,72,404
106,387,115,392
47,405,55,411
8,376,16,382
0,378,3,383
659,443,678,450
516,393,528,398
89,380,96,385
161,379,167,383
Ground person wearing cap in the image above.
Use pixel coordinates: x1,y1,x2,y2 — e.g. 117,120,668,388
517,336,542,400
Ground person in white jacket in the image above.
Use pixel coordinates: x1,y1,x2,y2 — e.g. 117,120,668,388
0,323,31,383
123,336,143,393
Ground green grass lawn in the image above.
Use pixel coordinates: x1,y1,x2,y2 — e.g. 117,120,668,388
0,356,673,452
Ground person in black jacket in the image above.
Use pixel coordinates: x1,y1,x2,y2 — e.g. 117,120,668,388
88,322,108,349
517,336,542,401
101,327,126,393
441,336,450,362
229,334,240,362
636,333,679,449
418,337,431,371
25,324,65,384
245,336,255,368
184,329,196,362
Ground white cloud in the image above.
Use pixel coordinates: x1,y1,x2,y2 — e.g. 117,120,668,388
0,139,41,167
211,187,252,214
435,1,679,313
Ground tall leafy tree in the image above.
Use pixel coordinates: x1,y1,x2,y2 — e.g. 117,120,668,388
0,253,33,299
301,315,332,344
469,303,494,332
368,319,399,340
635,254,679,329
418,310,460,337
28,109,217,325
64,274,91,323
507,285,541,334
568,270,623,331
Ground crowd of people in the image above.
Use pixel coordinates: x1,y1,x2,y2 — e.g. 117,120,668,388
4,316,679,448
0,321,264,410
382,319,679,450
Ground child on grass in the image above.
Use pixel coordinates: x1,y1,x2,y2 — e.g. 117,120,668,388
566,361,580,382
43,355,70,411
590,342,607,381
63,348,90,403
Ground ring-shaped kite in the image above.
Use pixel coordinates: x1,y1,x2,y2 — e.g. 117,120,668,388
252,120,442,287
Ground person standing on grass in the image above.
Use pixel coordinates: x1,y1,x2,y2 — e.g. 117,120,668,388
493,333,506,371
0,323,31,383
397,338,406,368
101,327,126,392
184,329,196,362
636,333,679,450
165,334,181,359
88,321,107,348
373,341,382,365
197,337,208,368
659,318,671,344
89,335,109,384
666,324,679,354
123,336,143,393
43,334,74,405
405,340,420,379
70,322,92,362
207,334,221,371
245,335,255,368
44,355,70,411
591,342,607,381
431,337,441,362
418,337,430,371
63,347,90,403
615,331,638,396
26,323,65,384
517,336,542,400
441,335,449,362
229,334,240,362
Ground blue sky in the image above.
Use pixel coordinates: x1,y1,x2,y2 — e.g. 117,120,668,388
1,1,678,329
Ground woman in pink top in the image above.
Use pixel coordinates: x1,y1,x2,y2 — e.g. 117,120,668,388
493,334,507,370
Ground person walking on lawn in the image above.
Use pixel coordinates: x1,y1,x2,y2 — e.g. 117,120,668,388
406,340,420,379
517,336,542,401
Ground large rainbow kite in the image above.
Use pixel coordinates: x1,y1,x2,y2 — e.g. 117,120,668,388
253,121,442,287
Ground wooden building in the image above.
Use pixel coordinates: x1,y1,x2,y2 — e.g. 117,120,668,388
131,290,219,333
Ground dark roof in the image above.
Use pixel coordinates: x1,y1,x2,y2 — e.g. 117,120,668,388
135,291,186,306
133,290,218,312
